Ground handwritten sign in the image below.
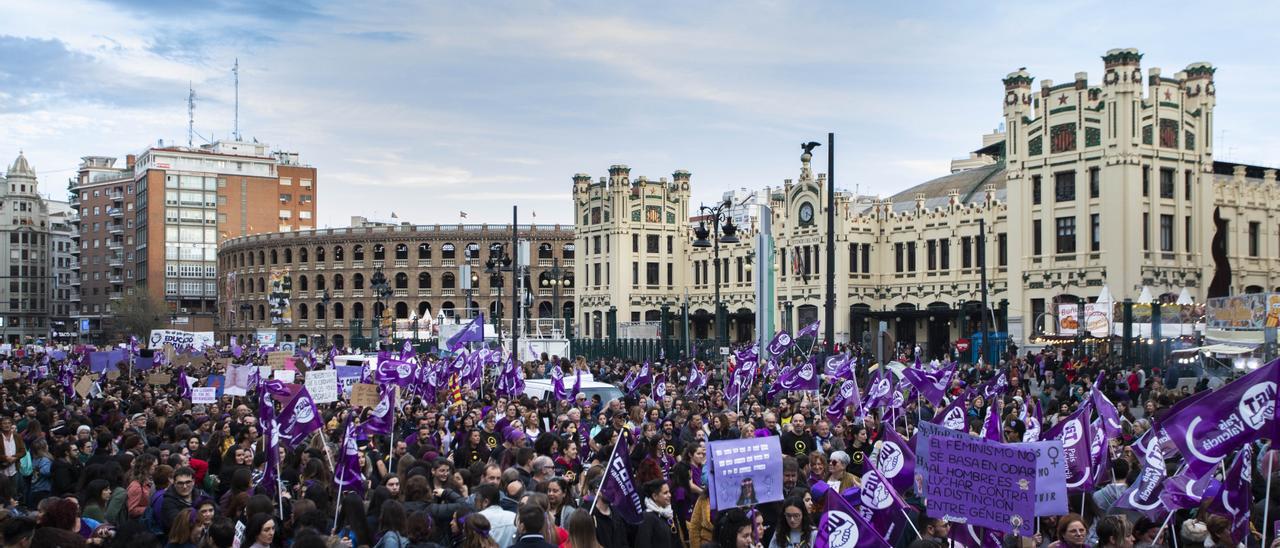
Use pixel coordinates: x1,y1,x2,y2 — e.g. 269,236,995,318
147,373,172,386
267,351,292,369
917,421,1037,535
192,387,218,404
148,329,215,350
706,436,784,510
305,370,338,404
350,383,379,408
1010,440,1068,516
272,369,296,383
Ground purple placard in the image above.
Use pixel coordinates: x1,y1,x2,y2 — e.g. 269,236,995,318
1009,440,1068,516
708,435,784,510
917,422,1037,535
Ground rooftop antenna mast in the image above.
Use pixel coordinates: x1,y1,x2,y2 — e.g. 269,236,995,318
232,58,240,141
187,82,196,147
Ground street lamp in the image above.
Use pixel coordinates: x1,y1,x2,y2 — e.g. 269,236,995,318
486,251,513,343
370,266,391,350
320,289,332,350
542,258,570,336
692,200,739,348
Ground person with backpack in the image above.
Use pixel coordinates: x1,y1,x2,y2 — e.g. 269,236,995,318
124,453,157,524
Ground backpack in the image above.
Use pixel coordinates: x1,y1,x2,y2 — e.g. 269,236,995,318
141,487,167,534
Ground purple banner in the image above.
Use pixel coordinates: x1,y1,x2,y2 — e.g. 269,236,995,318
446,313,485,351
1160,357,1279,478
1008,440,1068,516
873,422,916,496
1042,401,1094,492
917,422,1036,535
778,358,819,391
707,436,784,511
600,434,644,525
1206,445,1252,544
766,331,795,357
277,386,324,448
814,482,891,548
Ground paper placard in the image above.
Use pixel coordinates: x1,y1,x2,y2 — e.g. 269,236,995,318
192,387,218,404
74,376,95,398
305,369,338,404
349,383,379,408
272,369,296,383
147,373,172,386
0,372,18,381
106,370,121,380
267,351,292,369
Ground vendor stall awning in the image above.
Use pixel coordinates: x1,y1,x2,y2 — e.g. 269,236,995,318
1197,343,1259,355
1205,328,1265,345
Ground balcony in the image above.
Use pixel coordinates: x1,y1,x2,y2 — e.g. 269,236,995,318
107,240,123,250
108,274,123,284
393,289,408,297
416,289,431,296
417,260,431,267
394,259,407,268
107,207,123,218
440,289,457,297
108,291,123,300
108,224,123,235
107,190,124,201
350,290,364,298
372,260,384,268
108,254,123,267
70,262,80,271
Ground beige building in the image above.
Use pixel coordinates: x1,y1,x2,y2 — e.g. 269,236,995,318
574,49,1277,359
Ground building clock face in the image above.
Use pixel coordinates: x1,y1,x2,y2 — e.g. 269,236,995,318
799,202,814,225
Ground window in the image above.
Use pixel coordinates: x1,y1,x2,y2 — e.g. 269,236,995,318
667,263,673,288
1032,220,1043,255
1162,215,1175,253
632,234,639,253
1089,168,1100,198
1186,216,1193,253
939,238,949,270
906,242,916,272
1143,213,1150,251
646,235,659,254
1159,168,1175,199
927,240,937,270
1090,213,1100,252
593,263,600,286
1185,170,1193,200
1056,217,1076,254
646,262,659,286
849,243,857,272
667,236,673,254
592,236,600,255
1054,171,1075,202
1032,175,1042,205
1249,221,1261,257
631,262,638,285
961,236,972,268
894,243,904,273
1142,166,1150,197
861,245,870,273
997,233,1007,266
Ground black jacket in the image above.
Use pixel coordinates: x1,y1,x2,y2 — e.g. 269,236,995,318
635,511,683,548
511,534,557,548
592,505,630,548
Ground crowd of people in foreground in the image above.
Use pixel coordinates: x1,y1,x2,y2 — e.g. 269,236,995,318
0,337,1268,548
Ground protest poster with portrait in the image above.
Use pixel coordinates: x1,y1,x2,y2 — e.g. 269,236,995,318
707,436,784,510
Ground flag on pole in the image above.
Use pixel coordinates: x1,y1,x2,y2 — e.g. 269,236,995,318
334,414,364,495
276,386,324,448
814,479,891,548
600,434,645,525
446,313,485,351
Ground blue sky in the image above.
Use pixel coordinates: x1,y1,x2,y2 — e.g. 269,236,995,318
2,1,1278,227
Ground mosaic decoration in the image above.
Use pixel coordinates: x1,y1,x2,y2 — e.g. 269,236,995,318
1028,135,1043,156
1085,127,1102,147
1050,123,1077,153
1160,119,1179,148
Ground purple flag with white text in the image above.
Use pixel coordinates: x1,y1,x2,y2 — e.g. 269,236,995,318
814,481,891,548
825,379,863,424
334,414,365,495
600,434,645,525
901,361,955,406
1160,357,1279,478
276,386,324,448
1205,445,1252,544
446,313,485,351
873,422,915,496
1043,400,1094,493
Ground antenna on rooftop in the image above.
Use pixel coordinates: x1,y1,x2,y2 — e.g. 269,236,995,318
232,58,240,141
187,82,196,147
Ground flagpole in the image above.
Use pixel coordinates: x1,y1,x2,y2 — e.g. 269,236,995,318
1263,455,1274,548
1152,511,1173,548
590,435,623,505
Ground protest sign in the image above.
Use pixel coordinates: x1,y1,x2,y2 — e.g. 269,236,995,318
283,357,298,371
75,375,95,398
147,373,172,386
350,383,379,408
225,365,255,397
0,372,18,381
106,369,121,380
336,366,363,396
917,421,1036,535
192,387,218,404
267,351,292,369
206,374,226,398
305,370,339,404
273,369,296,383
707,436,784,510
148,329,216,350
1009,440,1068,516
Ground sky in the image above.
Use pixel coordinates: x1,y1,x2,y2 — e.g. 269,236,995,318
2,1,1279,228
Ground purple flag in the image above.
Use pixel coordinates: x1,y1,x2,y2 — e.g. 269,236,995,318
1205,445,1252,544
626,362,653,396
873,422,916,496
399,339,414,360
374,357,415,387
765,331,795,358
981,400,1003,442
778,357,819,391
276,386,324,448
1091,388,1123,441
600,434,645,525
445,313,485,351
978,369,1009,400
1159,468,1218,511
825,380,863,424
862,369,893,410
852,458,910,544
570,368,583,400
1043,400,1094,492
814,480,891,548
825,353,853,380
1160,357,1279,478
931,392,968,431
334,414,365,495
257,393,279,495
652,374,667,399
796,319,821,340
1024,398,1043,442
178,367,194,400
686,367,707,395
551,365,567,401
1112,431,1169,520
231,337,243,358
362,385,396,435
901,361,955,406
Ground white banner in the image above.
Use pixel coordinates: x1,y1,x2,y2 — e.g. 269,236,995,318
272,369,296,383
255,330,278,347
192,387,218,404
305,370,338,404
149,330,215,350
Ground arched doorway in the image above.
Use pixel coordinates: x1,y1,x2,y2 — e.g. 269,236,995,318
925,302,952,361
894,303,917,348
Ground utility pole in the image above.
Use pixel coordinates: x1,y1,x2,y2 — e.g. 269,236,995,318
824,132,836,356
232,58,240,141
511,206,519,362
978,218,991,363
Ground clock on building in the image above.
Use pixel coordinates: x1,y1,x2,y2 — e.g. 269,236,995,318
798,202,814,225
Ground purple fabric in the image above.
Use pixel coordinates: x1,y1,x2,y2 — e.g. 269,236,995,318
257,392,279,495
825,354,853,380
901,361,955,406
796,319,821,340
1024,398,1043,442
977,369,1009,400
1205,445,1252,544
374,357,415,387
1091,387,1123,441
765,331,795,358
1159,468,1218,511
931,392,968,431
570,368,583,400
652,374,667,399
625,362,652,396
445,313,485,351
334,414,365,495
777,357,820,391
874,422,915,496
981,400,1002,442
825,379,862,424
550,365,566,401
600,434,644,525
1160,357,1279,478
862,368,893,411
1043,400,1094,492
362,385,395,435
276,386,324,448
685,367,707,395
851,458,909,543
814,479,891,548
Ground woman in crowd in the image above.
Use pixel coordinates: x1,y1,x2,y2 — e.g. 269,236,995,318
635,479,682,548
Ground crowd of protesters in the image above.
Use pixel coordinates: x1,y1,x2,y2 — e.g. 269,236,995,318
0,334,1268,548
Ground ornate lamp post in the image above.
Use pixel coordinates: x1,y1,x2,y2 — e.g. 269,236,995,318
370,266,391,350
486,251,512,343
691,200,739,348
320,289,331,349
542,258,570,335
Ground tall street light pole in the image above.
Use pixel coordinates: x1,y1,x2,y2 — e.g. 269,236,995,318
825,132,836,356
692,200,740,349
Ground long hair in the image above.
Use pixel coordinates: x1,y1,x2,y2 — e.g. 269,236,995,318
461,513,497,548
167,508,199,544
337,492,372,546
128,453,156,487
565,508,600,548
773,497,812,542
379,500,407,535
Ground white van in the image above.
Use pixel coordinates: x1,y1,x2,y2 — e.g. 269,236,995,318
522,372,624,404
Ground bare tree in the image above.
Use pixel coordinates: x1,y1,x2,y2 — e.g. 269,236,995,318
105,291,166,343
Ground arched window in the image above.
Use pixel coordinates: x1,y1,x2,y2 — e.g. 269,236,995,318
373,302,386,318
442,243,456,259
418,272,431,288
538,301,553,317
465,243,480,259
373,244,385,260
395,272,408,289
298,303,309,320
333,274,345,290
441,301,455,317
257,250,265,265
538,243,552,259
395,243,408,260
241,252,247,266
333,302,345,319
442,272,456,289
417,302,431,317
563,243,575,259
270,250,278,264
299,247,308,263
258,278,265,292
238,278,245,294
315,246,325,262
298,275,309,291
284,248,292,263
316,303,326,320
333,246,343,261
418,243,431,259
489,242,504,258
353,273,365,289
315,275,326,291
258,304,265,321
353,245,364,261
395,302,409,319
353,302,365,319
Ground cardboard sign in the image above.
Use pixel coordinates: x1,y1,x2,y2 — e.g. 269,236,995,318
106,370,121,381
147,373,172,386
267,351,292,369
74,376,95,398
0,372,18,381
350,383,379,408
272,369,296,383
305,369,338,404
192,387,218,404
